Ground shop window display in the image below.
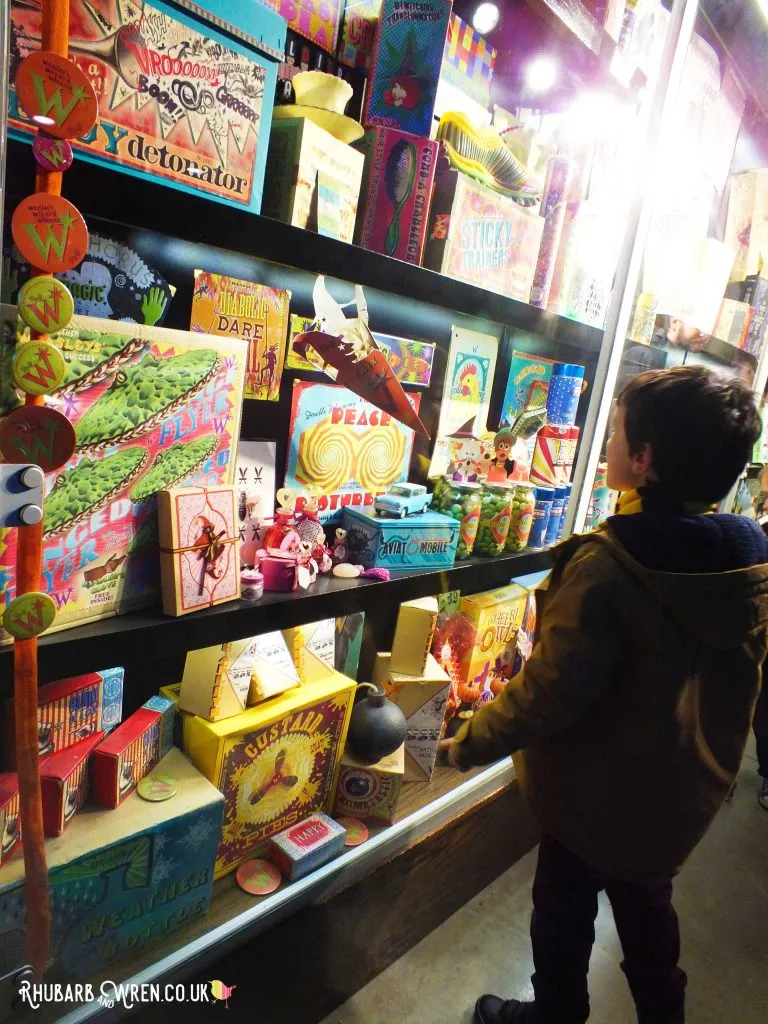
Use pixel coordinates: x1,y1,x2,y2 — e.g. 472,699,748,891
0,0,765,1016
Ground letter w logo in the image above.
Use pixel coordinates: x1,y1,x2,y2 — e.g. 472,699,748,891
25,288,62,330
31,73,84,128
20,346,60,389
9,420,58,463
11,599,45,637
23,216,71,266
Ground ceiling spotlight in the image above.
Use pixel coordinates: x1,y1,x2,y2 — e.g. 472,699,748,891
526,57,558,93
472,2,500,35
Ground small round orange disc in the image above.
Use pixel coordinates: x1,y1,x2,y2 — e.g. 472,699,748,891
336,818,369,846
15,51,98,139
236,859,282,896
0,404,76,472
12,194,88,275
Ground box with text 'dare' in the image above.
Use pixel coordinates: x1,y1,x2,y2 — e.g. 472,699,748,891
182,672,355,878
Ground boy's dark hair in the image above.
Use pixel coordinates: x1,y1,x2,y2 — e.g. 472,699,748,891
618,366,761,504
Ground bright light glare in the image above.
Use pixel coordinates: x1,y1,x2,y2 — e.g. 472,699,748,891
757,0,768,22
472,2,499,35
32,114,56,126
565,92,629,138
526,57,558,93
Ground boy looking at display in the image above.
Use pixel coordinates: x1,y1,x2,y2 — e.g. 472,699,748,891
442,367,768,1024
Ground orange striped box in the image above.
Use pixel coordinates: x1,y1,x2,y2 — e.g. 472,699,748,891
0,774,21,865
40,731,104,837
91,698,175,808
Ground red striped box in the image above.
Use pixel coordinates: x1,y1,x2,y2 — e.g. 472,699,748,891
40,732,104,837
4,667,123,767
0,774,21,865
91,699,174,808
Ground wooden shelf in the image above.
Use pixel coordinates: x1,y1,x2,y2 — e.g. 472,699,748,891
0,550,551,698
5,139,605,357
18,762,516,1024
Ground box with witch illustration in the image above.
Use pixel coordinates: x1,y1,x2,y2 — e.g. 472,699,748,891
0,315,247,640
0,749,223,982
8,0,286,214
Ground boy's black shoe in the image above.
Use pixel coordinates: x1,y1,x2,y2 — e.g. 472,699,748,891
759,777,768,810
474,995,537,1024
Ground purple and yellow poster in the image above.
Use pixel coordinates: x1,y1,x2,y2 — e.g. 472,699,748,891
263,0,344,52
191,271,290,401
286,380,421,523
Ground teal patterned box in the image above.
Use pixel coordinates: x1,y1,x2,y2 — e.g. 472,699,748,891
343,507,458,569
0,749,222,981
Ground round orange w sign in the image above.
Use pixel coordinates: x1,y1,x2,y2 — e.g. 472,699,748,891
15,51,98,140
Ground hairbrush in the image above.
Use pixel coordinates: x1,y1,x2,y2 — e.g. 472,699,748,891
436,111,541,206
384,139,417,256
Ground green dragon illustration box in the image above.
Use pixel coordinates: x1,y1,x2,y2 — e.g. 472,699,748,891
0,315,247,639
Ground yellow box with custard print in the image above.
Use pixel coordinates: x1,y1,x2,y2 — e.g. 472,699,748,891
183,670,355,878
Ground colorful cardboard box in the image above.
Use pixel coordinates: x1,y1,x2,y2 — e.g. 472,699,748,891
8,0,285,215
285,381,421,525
264,0,343,52
354,128,438,263
180,633,302,722
157,485,240,618
5,667,123,767
263,118,365,243
336,612,366,679
283,620,337,683
343,507,459,570
440,13,496,108
183,671,356,877
269,811,347,879
391,597,438,676
362,0,452,137
91,697,176,808
373,652,450,780
0,774,21,866
40,731,104,838
339,0,381,69
333,744,404,823
0,315,247,639
191,272,291,401
0,748,223,981
423,163,544,302
458,584,529,692
287,323,435,386
740,276,768,358
713,298,753,350
500,351,556,425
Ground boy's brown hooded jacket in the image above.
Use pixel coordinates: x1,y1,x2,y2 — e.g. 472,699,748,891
452,510,768,884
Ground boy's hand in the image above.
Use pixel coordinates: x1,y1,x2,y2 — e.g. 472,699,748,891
439,738,459,768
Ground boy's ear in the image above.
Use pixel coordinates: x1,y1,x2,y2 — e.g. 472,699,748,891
631,443,655,481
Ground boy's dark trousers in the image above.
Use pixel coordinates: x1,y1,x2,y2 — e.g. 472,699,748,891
754,683,768,777
530,835,687,1024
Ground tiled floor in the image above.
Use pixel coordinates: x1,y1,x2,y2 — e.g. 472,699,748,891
321,742,767,1024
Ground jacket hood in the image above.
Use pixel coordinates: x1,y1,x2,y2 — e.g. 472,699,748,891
593,520,768,651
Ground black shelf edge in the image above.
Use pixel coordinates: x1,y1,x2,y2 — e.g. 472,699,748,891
536,0,602,53
5,139,604,354
0,550,552,691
